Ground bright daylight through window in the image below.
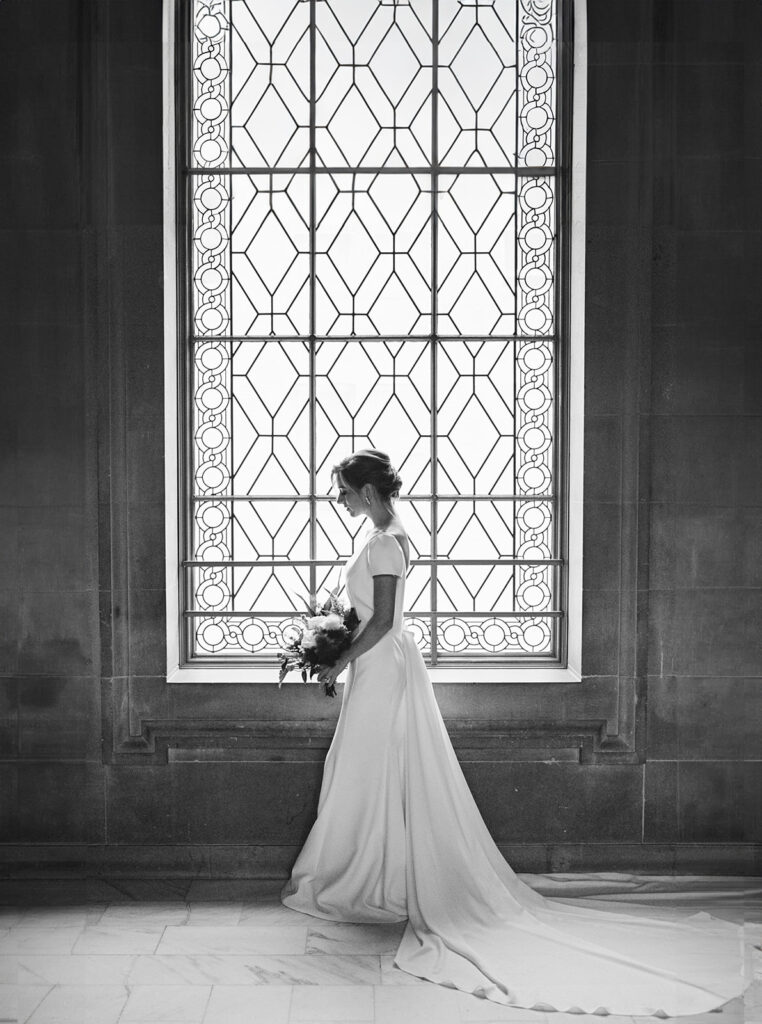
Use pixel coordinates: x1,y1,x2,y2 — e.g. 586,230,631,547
180,0,571,668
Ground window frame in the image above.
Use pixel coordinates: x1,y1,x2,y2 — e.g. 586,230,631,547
163,0,587,684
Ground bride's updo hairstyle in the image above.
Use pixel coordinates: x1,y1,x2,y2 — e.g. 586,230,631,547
332,449,402,505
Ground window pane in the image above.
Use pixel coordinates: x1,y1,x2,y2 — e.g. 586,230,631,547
436,0,558,169
192,612,321,656
315,174,432,336
315,499,432,561
436,339,554,496
314,502,368,562
193,340,232,499
437,0,518,166
437,339,517,495
515,340,554,495
437,499,553,560
315,339,432,496
437,173,517,336
515,564,554,613
516,178,556,335
516,498,554,558
192,338,312,502
193,499,311,565
230,0,311,168
230,339,311,494
191,175,311,337
405,566,434,614
316,0,433,168
192,177,231,336
437,175,555,336
437,562,519,613
516,0,557,168
436,616,555,657
192,3,230,169
231,176,311,336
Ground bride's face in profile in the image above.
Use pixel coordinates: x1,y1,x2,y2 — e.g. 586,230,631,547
334,472,366,518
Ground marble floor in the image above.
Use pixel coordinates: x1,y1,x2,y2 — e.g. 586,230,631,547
0,876,759,1024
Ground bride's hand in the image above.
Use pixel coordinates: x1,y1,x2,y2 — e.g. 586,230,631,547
317,659,347,691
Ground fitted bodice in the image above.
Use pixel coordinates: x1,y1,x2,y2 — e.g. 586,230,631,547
342,528,408,636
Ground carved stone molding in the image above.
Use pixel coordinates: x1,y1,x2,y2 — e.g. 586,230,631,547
103,675,639,765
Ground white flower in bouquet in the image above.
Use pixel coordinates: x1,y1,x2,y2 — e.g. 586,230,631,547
305,612,344,631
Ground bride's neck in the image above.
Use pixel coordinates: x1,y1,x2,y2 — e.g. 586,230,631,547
368,511,396,531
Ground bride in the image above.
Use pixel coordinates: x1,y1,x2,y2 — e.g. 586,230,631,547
281,449,747,1016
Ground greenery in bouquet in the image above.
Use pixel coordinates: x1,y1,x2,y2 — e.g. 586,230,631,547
278,588,360,697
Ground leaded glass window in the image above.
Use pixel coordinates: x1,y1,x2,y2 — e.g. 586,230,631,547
184,0,566,665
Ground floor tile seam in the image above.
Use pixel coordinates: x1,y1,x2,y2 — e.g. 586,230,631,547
22,982,66,1024
116,979,214,1024
123,951,381,957
12,922,162,933
198,979,216,1024
286,982,296,1024
8,981,53,1024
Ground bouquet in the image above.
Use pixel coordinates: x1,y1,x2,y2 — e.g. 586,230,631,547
278,587,360,697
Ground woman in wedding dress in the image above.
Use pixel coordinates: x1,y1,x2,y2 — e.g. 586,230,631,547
281,450,748,1016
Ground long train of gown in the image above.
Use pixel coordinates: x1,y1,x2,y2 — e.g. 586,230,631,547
282,530,748,1016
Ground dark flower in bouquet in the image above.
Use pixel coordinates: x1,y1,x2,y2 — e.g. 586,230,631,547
278,588,360,697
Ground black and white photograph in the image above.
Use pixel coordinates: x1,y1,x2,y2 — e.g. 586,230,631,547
0,1,760,1022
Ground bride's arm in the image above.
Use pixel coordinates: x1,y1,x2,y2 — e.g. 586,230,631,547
316,575,396,686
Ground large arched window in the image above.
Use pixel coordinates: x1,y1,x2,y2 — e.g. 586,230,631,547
165,0,585,681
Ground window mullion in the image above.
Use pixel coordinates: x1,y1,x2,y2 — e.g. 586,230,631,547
309,0,317,606
430,0,439,667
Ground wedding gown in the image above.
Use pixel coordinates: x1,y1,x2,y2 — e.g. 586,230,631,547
281,527,748,1016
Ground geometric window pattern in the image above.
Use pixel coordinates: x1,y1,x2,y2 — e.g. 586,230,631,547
186,0,561,662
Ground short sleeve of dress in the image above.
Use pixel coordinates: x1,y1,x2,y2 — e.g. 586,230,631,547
367,532,406,577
